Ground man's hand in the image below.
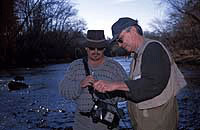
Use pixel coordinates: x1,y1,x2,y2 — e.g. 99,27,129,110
93,80,129,93
80,75,95,88
93,80,116,93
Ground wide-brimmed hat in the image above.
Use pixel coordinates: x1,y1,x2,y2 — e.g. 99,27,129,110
111,17,143,43
85,30,108,48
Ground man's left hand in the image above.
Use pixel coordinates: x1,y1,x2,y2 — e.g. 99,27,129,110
93,80,129,93
93,80,116,93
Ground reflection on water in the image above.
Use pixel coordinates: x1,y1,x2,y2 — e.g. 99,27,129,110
0,57,200,130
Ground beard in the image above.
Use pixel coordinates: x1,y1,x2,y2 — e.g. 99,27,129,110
90,52,102,61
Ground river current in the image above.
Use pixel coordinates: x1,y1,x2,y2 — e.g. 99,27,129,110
0,57,199,130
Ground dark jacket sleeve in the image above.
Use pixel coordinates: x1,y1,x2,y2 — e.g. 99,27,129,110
124,42,171,103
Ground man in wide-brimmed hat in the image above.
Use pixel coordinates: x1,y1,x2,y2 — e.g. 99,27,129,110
84,30,108,63
59,30,128,130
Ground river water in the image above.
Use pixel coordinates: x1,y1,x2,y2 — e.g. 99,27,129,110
0,57,199,130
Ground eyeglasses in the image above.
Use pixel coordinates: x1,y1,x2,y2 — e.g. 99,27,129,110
88,47,105,51
115,27,132,44
116,38,123,43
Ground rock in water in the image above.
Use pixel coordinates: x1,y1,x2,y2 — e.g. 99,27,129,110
8,76,28,91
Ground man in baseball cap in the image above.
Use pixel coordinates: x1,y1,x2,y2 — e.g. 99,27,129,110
93,17,187,130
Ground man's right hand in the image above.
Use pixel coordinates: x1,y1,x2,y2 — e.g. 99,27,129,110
80,75,95,88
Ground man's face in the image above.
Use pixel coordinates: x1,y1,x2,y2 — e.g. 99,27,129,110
116,26,138,52
86,47,105,61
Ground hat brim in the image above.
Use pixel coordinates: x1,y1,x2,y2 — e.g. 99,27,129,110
85,41,108,48
110,34,119,44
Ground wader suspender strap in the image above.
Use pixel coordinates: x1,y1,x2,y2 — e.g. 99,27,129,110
82,57,90,76
82,57,95,100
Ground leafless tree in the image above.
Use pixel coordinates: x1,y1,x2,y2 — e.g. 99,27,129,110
151,0,200,58
0,0,87,67
0,0,17,65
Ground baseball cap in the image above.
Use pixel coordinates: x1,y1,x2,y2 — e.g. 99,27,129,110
111,17,142,43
